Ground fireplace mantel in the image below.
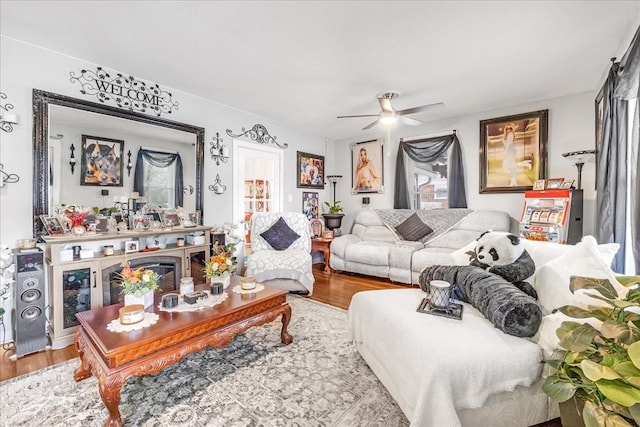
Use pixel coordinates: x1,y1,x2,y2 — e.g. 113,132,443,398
42,226,212,349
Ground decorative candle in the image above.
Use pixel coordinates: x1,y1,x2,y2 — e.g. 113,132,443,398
428,280,451,309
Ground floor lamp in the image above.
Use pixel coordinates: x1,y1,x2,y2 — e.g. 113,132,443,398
326,175,342,204
562,149,596,189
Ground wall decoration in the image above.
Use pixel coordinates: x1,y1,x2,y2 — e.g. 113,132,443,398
209,132,229,165
80,135,125,187
297,151,325,189
208,174,227,194
70,66,179,116
0,92,18,133
479,110,548,193
302,192,319,219
126,150,133,176
226,124,287,149
69,143,76,174
351,139,384,194
0,163,20,187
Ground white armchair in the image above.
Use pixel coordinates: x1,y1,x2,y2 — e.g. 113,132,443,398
245,212,314,295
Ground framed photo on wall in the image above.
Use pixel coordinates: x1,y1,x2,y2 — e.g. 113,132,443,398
302,192,319,219
80,134,125,187
297,151,325,189
351,139,384,194
479,110,548,193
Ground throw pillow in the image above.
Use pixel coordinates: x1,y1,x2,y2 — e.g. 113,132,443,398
534,236,626,315
260,217,301,251
395,213,433,241
450,240,477,265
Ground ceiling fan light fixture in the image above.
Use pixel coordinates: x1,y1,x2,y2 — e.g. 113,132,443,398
379,111,398,125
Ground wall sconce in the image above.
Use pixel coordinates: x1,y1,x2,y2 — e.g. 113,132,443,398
209,132,229,165
0,92,19,133
126,150,133,176
562,149,596,190
208,174,227,194
69,143,76,174
326,175,343,204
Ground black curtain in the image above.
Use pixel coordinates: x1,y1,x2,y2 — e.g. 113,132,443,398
596,25,640,273
394,132,467,209
133,149,184,207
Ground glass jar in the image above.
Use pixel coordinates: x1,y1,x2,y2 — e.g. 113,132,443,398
179,277,194,295
103,245,114,256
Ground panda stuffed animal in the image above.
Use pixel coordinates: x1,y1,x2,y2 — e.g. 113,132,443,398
419,230,542,337
468,231,537,299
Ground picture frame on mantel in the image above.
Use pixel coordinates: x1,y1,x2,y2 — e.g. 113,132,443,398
479,110,548,193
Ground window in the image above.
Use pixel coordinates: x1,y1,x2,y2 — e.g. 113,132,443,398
142,158,176,208
408,154,449,210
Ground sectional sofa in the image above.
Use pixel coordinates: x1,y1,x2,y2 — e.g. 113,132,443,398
329,209,512,284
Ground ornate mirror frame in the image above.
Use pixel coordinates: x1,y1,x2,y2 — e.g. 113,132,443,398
32,89,205,237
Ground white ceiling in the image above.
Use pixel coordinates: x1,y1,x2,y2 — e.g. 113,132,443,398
2,1,639,140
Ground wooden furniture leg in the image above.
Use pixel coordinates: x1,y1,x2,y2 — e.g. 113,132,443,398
280,303,293,345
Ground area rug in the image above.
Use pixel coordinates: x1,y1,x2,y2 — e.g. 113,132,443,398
0,296,408,426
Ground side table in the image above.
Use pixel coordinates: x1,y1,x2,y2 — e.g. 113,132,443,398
311,238,333,273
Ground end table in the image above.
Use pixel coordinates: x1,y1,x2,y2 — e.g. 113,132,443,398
311,238,333,273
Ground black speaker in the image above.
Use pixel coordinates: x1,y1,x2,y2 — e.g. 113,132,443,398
13,249,47,358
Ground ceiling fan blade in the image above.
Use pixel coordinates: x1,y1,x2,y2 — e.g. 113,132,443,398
337,114,378,119
362,120,379,130
397,102,445,116
378,97,394,113
399,116,422,126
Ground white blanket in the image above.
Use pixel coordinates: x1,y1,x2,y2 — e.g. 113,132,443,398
348,289,543,427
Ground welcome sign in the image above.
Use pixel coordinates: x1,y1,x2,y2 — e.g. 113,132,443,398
70,66,178,116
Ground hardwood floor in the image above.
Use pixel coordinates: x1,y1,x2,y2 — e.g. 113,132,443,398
0,265,400,382
0,264,562,427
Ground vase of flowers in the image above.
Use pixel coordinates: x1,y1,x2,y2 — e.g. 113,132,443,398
119,262,160,308
204,243,237,289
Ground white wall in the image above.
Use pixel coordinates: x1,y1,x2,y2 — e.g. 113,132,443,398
0,36,329,247
332,91,598,236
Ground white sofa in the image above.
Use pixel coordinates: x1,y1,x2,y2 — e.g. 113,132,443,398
330,209,511,284
348,236,623,426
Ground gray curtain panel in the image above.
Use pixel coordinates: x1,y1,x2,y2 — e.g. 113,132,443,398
596,25,640,273
394,132,467,209
133,149,184,207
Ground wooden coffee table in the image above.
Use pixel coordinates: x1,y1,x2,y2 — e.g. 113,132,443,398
73,278,292,427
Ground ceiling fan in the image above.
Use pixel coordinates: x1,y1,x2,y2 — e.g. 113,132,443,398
337,91,444,130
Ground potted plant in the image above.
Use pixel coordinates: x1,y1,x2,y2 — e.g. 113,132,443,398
542,275,640,427
322,200,344,231
204,242,237,289
118,262,160,308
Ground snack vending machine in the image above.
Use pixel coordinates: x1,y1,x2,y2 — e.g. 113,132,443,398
519,189,583,244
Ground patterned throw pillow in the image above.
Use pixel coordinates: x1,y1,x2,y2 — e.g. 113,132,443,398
395,213,433,241
260,217,301,251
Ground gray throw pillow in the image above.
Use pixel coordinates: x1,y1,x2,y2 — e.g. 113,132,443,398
395,213,433,241
260,217,301,250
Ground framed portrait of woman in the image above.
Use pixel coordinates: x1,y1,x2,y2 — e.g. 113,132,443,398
479,110,548,193
351,139,384,194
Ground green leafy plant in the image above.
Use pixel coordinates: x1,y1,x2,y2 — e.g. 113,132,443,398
543,275,640,427
323,200,343,214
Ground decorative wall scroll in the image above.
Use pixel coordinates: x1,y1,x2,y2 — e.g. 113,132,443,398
70,66,179,116
208,174,227,195
226,124,287,149
0,92,17,133
0,163,20,187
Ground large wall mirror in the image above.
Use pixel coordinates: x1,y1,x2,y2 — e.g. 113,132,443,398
32,89,205,237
